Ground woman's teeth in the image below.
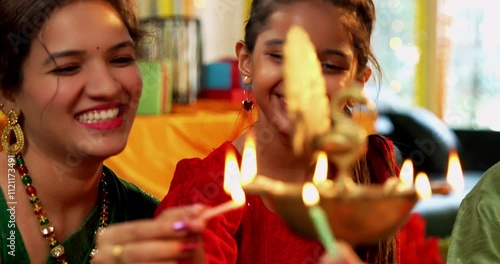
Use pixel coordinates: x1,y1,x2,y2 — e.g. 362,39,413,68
77,108,119,123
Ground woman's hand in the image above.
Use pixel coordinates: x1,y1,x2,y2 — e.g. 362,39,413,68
320,241,363,264
93,204,207,264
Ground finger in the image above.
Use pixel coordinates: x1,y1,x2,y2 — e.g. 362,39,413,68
95,239,201,264
155,204,207,233
156,203,207,221
97,218,197,246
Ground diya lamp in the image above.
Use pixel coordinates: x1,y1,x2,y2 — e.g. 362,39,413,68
242,25,464,246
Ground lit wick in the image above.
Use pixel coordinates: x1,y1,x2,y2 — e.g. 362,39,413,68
447,150,465,192
415,172,432,199
313,151,328,184
399,159,414,189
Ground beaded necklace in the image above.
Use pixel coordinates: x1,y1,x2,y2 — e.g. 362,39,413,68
15,152,110,263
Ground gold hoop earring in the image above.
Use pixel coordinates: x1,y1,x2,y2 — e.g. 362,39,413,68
0,103,7,152
1,110,24,155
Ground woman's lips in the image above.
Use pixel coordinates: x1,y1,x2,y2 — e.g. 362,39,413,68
76,105,126,130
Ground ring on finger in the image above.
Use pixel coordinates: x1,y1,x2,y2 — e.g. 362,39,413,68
112,244,124,264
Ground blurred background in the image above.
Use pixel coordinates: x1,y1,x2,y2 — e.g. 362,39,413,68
132,0,500,130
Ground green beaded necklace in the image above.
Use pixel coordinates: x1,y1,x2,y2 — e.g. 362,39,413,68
15,152,110,263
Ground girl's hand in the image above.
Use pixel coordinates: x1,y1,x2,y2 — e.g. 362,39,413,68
93,204,207,264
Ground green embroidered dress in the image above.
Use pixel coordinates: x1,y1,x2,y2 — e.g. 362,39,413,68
447,162,500,263
0,166,159,263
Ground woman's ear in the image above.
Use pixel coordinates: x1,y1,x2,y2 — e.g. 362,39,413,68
235,40,253,85
0,88,21,114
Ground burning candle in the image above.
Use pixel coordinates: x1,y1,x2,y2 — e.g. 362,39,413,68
202,149,246,220
447,150,465,192
303,183,337,256
415,172,432,199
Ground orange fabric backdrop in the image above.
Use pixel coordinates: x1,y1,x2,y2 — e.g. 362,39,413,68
104,100,245,199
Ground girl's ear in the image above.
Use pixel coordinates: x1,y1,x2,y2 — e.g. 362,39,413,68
348,68,372,108
361,67,372,83
236,40,253,85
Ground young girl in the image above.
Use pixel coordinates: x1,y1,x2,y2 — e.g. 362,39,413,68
0,0,206,263
156,0,400,263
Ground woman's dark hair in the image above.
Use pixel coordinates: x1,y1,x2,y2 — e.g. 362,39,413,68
243,1,396,263
0,0,142,93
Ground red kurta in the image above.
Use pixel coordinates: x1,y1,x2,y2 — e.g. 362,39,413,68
156,136,402,263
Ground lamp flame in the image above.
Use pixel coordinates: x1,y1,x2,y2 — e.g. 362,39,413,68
224,149,239,194
224,149,246,205
415,172,432,199
447,150,465,193
230,182,246,205
302,182,320,206
313,151,328,184
399,159,414,188
241,133,257,186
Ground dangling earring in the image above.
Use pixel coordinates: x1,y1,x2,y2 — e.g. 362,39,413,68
241,76,254,112
242,90,254,112
1,109,25,155
0,104,7,152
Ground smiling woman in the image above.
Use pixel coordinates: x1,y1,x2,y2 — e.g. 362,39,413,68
18,1,142,159
0,1,208,263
